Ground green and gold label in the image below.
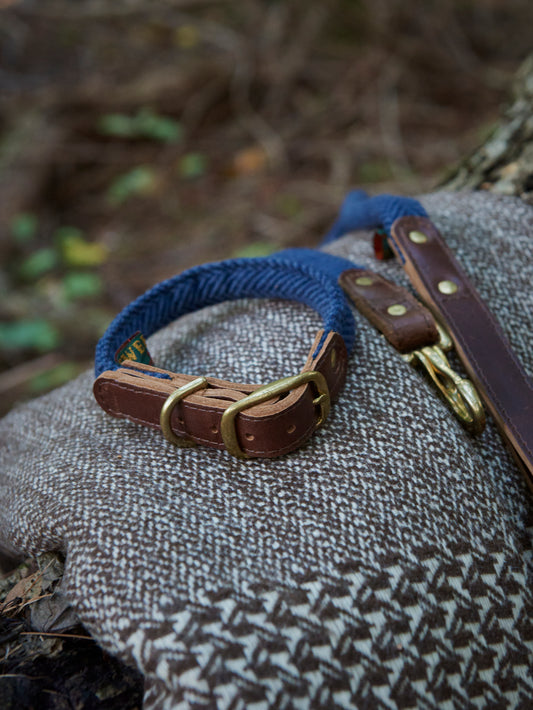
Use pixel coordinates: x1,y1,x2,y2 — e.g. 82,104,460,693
115,332,153,366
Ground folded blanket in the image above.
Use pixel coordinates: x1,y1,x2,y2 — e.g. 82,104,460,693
1,190,532,709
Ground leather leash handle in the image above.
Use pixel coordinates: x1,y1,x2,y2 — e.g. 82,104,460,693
390,215,533,489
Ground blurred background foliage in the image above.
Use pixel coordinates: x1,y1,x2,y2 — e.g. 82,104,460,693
1,0,533,415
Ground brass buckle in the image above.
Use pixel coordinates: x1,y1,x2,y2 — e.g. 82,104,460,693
221,370,330,459
402,325,485,433
160,377,208,446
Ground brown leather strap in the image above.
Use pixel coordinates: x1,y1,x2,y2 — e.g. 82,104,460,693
93,330,347,458
339,268,439,353
390,215,533,487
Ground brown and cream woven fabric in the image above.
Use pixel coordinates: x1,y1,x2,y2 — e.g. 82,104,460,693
1,191,532,709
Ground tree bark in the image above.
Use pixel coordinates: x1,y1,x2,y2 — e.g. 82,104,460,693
444,54,533,204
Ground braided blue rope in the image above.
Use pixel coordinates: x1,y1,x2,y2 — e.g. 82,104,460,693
322,190,427,244
95,192,426,377
95,249,357,376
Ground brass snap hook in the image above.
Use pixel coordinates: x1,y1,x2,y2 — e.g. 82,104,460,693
402,324,485,434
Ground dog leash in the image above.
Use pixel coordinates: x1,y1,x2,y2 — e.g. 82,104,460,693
327,191,533,489
94,192,533,484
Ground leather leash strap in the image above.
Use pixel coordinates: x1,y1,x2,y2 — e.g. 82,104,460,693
338,269,440,353
390,215,533,487
94,330,347,459
339,268,486,434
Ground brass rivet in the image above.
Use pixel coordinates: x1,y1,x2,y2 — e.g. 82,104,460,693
438,280,458,295
387,304,407,317
409,230,428,244
330,348,337,369
355,276,373,286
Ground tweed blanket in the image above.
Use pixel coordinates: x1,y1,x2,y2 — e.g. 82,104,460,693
1,191,532,709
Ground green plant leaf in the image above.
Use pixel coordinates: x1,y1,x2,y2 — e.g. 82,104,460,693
29,361,80,394
107,166,157,205
18,248,58,280
134,109,182,143
357,160,392,183
0,319,60,352
232,243,278,258
10,213,38,244
57,227,109,267
175,24,199,49
61,272,103,300
98,113,136,138
98,109,182,143
178,152,207,179
276,194,303,219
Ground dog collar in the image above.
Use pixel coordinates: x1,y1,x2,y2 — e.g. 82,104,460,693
94,249,357,458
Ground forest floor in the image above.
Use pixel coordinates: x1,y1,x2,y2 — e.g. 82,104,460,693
1,0,533,707
2,0,533,416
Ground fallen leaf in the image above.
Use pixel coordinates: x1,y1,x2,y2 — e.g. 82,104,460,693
1,573,42,614
499,161,520,178
231,146,268,176
30,592,79,633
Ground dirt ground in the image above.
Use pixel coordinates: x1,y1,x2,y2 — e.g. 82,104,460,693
1,1,533,707
2,0,533,416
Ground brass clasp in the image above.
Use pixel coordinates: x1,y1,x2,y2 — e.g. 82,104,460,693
402,325,485,433
220,370,330,459
160,377,208,446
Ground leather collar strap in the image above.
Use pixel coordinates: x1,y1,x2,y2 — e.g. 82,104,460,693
325,191,533,490
94,250,356,458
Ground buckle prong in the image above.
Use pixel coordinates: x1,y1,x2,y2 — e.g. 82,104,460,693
221,370,330,459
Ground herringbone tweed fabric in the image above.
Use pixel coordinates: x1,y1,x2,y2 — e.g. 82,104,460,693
1,191,532,709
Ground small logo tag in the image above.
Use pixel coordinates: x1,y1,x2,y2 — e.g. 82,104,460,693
115,332,153,366
373,228,394,261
